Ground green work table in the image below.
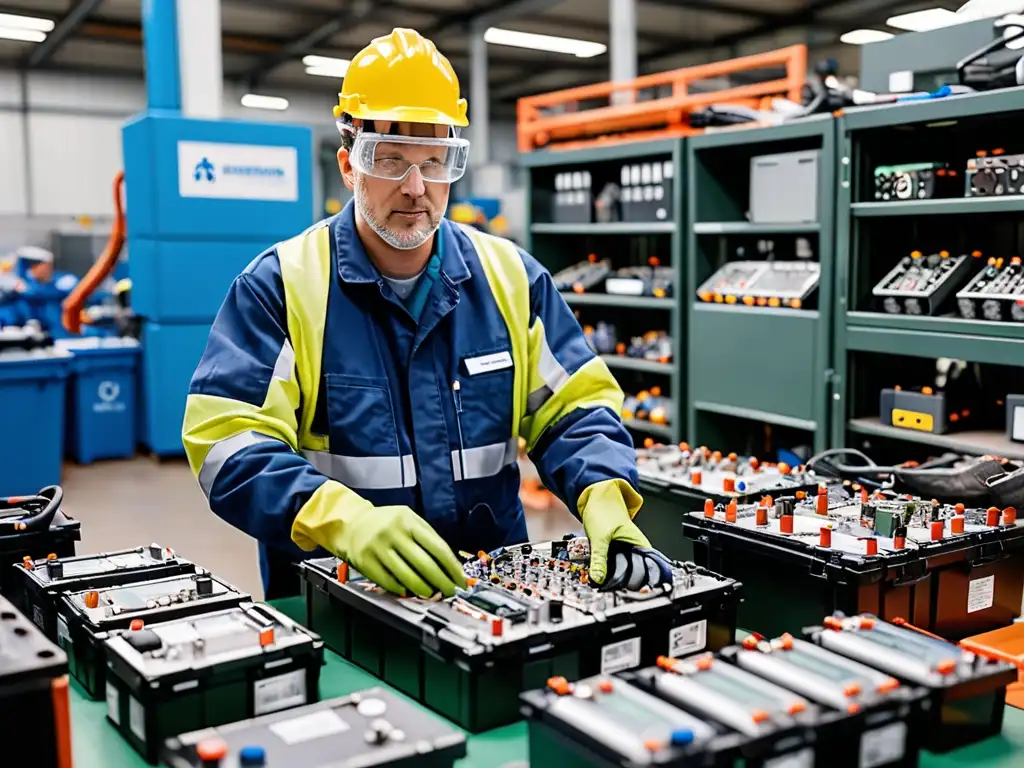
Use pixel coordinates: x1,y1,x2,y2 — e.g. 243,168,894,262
70,598,1024,767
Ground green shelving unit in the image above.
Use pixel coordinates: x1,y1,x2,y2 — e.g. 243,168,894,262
521,139,685,444
686,116,836,454
833,88,1024,459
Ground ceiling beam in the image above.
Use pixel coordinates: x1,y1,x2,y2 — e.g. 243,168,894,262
639,0,788,23
23,0,103,68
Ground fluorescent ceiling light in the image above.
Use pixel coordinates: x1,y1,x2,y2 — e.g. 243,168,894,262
484,27,606,58
305,66,351,79
887,8,960,31
241,93,289,111
840,29,896,45
957,0,1024,20
0,26,47,43
0,13,54,32
303,55,350,78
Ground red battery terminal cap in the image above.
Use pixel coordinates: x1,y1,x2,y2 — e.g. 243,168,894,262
722,477,736,493
778,462,791,475
547,676,571,695
751,710,770,724
749,457,760,470
858,617,876,630
725,500,738,523
987,507,1001,526
644,739,666,752
47,553,57,560
691,469,703,485
695,655,714,671
336,561,349,584
259,628,275,647
196,738,229,762
824,616,843,631
679,442,691,452
951,516,965,535
955,503,966,515
877,677,901,693
844,683,862,697
937,659,957,676
599,679,614,693
787,701,806,715
779,633,794,651
130,619,144,631
1003,507,1017,525
84,591,100,609
847,703,861,714
703,499,715,518
742,635,760,650
491,617,504,637
795,491,807,500
656,656,681,673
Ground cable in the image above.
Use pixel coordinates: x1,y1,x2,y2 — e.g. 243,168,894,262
0,485,63,533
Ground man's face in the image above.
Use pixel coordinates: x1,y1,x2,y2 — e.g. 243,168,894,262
29,262,52,282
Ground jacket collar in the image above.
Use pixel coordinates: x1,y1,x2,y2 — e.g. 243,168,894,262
333,200,471,286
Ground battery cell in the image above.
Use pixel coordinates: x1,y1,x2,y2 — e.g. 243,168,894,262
164,686,466,768
105,602,324,764
0,489,81,603
15,544,196,644
805,614,1018,752
58,570,249,700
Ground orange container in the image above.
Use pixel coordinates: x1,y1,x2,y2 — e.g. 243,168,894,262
960,622,1024,709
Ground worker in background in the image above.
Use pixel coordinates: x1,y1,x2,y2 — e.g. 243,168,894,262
0,247,79,334
183,28,665,600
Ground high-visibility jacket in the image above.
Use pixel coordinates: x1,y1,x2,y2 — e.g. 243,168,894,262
183,202,639,597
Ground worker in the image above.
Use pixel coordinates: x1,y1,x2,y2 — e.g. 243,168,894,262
183,28,666,600
0,247,79,334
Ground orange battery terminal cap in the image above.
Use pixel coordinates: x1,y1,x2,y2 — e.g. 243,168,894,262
599,679,614,693
723,477,736,494
955,503,965,515
336,561,349,584
1012,256,1023,265
477,550,490,562
864,538,878,556
877,678,901,693
861,487,870,503
977,150,988,157
491,617,504,637
848,703,861,714
587,253,598,263
657,656,681,672
788,702,806,715
824,616,843,630
651,386,662,397
196,739,229,762
750,457,760,470
962,409,971,418
691,469,703,485
894,385,902,391
572,283,584,294
679,442,691,451
972,250,983,258
751,710,770,724
699,291,712,302
936,659,957,676
768,297,781,307
743,295,755,306
644,437,655,449
466,577,479,587
711,451,722,463
259,628,275,647
726,452,737,461
1004,507,1018,524
755,506,769,526
47,553,57,561
796,491,807,500
22,558,33,571
987,507,1001,526
762,496,774,508
951,516,965,534
859,617,876,630
649,256,661,267
725,500,738,523
616,342,627,355
844,683,862,698
937,168,947,176
921,386,933,395
779,515,794,535
644,739,665,752
780,633,794,650
130,619,144,631
790,298,802,309
84,591,100,609
725,295,738,304
939,250,950,258
778,462,791,475
714,293,724,303
988,256,997,266
695,655,713,671
742,635,760,650
911,251,923,259
994,148,1006,156
757,297,767,306
949,413,960,423
547,676,571,695
997,257,1005,269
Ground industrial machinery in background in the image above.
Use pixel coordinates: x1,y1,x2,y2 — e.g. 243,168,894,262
697,238,820,310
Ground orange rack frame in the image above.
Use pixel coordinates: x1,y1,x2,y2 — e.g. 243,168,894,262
517,44,807,153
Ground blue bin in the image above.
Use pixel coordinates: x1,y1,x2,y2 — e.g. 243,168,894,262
58,339,141,464
140,322,211,457
0,350,71,495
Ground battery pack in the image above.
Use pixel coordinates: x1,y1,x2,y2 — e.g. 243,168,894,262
0,487,81,603
163,686,466,768
805,613,1018,752
0,594,73,768
684,486,1024,639
301,536,740,732
105,602,324,764
58,570,249,699
15,544,196,643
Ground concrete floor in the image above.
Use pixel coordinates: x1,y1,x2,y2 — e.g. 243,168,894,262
60,457,578,599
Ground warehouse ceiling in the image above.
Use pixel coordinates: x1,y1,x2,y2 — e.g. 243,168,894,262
0,0,969,108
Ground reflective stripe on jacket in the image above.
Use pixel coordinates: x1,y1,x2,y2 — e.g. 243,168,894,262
183,202,638,595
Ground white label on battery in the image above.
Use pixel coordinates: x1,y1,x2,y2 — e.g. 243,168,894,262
601,637,641,674
270,709,350,746
57,616,70,648
765,747,814,768
254,669,308,716
860,721,907,768
106,683,120,725
669,620,707,657
129,696,146,741
967,575,995,613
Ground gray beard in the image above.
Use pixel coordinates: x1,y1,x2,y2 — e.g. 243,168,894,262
355,175,439,251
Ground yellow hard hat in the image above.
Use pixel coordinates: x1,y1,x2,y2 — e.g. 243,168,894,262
334,28,468,128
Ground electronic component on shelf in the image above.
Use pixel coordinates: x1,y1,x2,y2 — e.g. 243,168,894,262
683,484,1024,639
106,602,324,764
605,259,673,298
300,536,739,732
873,162,957,201
880,386,970,434
806,613,1019,752
0,594,72,768
696,260,820,309
552,170,592,224
582,322,618,355
966,151,1024,197
751,150,820,223
1009,395,1024,443
0,486,80,601
636,443,822,505
872,250,975,316
15,544,195,644
551,255,611,294
623,387,672,427
723,632,924,768
58,570,249,700
620,159,674,222
956,255,1024,322
164,687,467,768
623,330,672,363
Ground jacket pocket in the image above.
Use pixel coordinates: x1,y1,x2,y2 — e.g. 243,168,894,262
325,374,399,457
456,347,515,449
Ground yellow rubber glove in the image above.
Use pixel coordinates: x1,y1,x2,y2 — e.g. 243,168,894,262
578,478,648,586
291,481,467,599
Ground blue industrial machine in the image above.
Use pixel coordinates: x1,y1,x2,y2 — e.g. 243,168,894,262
122,1,313,456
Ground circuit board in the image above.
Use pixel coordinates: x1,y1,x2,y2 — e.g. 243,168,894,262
957,256,1024,322
696,260,820,309
873,250,974,316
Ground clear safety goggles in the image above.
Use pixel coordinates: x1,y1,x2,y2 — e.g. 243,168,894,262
349,131,471,183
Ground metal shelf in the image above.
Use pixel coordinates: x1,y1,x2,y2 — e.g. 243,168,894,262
519,138,678,167
694,401,817,432
847,418,1024,461
622,418,674,439
560,293,676,309
600,355,673,375
694,303,820,321
532,221,675,235
693,221,820,235
851,197,1024,218
844,318,1024,367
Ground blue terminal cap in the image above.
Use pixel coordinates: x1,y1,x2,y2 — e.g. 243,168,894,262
736,480,748,492
239,745,267,765
671,728,694,746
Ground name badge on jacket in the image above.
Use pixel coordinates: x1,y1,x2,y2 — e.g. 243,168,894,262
464,351,513,376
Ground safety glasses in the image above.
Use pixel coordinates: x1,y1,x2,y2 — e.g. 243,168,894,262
349,131,470,183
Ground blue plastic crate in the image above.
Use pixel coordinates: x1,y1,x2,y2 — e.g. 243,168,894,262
140,322,211,457
58,339,141,464
0,350,71,495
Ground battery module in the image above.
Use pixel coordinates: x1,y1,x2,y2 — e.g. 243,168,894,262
16,543,196,643
300,535,740,732
163,686,466,768
58,570,248,699
106,602,324,764
0,485,81,601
